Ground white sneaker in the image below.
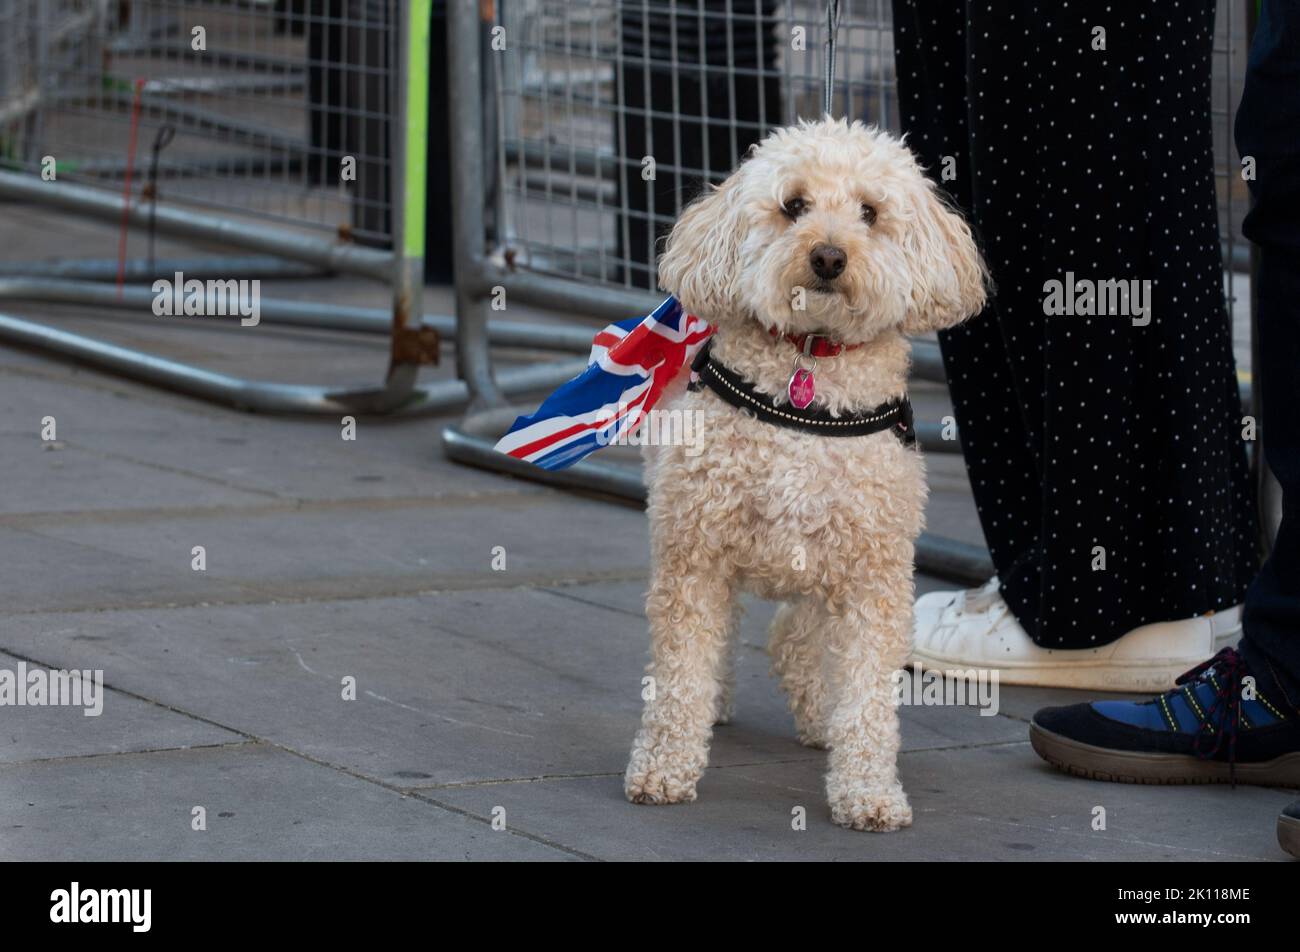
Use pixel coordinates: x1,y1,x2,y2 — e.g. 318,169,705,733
911,578,1243,692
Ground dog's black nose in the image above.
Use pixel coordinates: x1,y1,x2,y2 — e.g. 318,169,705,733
810,244,847,280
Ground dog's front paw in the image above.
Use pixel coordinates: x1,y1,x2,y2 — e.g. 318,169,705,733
828,784,913,833
624,772,698,805
624,740,702,805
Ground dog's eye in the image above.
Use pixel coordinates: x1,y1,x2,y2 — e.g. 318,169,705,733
782,197,808,220
860,203,878,225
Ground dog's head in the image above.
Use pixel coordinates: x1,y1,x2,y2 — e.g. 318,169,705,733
658,117,987,342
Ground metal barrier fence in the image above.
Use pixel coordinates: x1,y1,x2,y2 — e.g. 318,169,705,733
0,0,586,413
487,0,1249,294
491,0,897,291
3,0,394,242
442,0,1258,584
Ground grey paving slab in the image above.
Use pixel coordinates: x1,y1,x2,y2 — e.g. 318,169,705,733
1,344,547,505
0,742,573,861
0,580,1027,793
544,578,1027,749
0,588,798,788
431,741,1296,861
0,525,258,614
7,494,648,612
0,438,273,516
0,650,242,765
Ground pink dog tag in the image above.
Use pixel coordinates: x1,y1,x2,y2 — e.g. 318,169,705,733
788,368,815,409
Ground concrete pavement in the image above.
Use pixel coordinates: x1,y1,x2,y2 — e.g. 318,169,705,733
0,206,1292,861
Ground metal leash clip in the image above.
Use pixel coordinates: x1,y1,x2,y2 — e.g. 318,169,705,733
788,336,819,409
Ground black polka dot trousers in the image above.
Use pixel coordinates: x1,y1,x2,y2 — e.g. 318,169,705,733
892,0,1260,649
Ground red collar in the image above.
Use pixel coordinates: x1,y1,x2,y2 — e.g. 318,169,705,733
768,328,862,358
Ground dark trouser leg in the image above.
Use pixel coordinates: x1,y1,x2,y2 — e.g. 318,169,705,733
1236,0,1300,691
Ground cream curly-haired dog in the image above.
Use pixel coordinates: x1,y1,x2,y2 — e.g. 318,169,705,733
623,117,987,831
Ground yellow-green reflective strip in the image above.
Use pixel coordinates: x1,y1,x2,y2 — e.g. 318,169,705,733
403,0,431,259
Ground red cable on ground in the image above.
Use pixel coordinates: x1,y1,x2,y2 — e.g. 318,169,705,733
116,78,146,301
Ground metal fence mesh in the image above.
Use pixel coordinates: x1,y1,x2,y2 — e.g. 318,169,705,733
491,0,1249,296
0,0,398,247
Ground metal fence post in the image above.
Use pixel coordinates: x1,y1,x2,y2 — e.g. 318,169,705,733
447,0,506,409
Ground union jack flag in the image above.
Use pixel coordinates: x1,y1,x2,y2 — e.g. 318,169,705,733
494,296,714,470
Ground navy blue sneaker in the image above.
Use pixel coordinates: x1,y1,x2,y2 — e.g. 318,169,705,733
1030,648,1300,786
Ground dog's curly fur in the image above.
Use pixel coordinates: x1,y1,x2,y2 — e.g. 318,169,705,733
624,118,987,831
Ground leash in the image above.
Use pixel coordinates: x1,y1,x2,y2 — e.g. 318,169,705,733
823,0,842,116
774,0,851,412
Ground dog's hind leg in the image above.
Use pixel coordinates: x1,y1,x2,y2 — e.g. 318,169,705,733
822,546,915,832
711,601,743,725
769,599,833,749
625,557,734,806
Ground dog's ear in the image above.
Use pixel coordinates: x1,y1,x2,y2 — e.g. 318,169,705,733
899,182,988,335
658,176,745,322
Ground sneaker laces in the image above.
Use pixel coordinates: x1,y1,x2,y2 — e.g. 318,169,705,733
959,576,1002,613
1173,647,1248,785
